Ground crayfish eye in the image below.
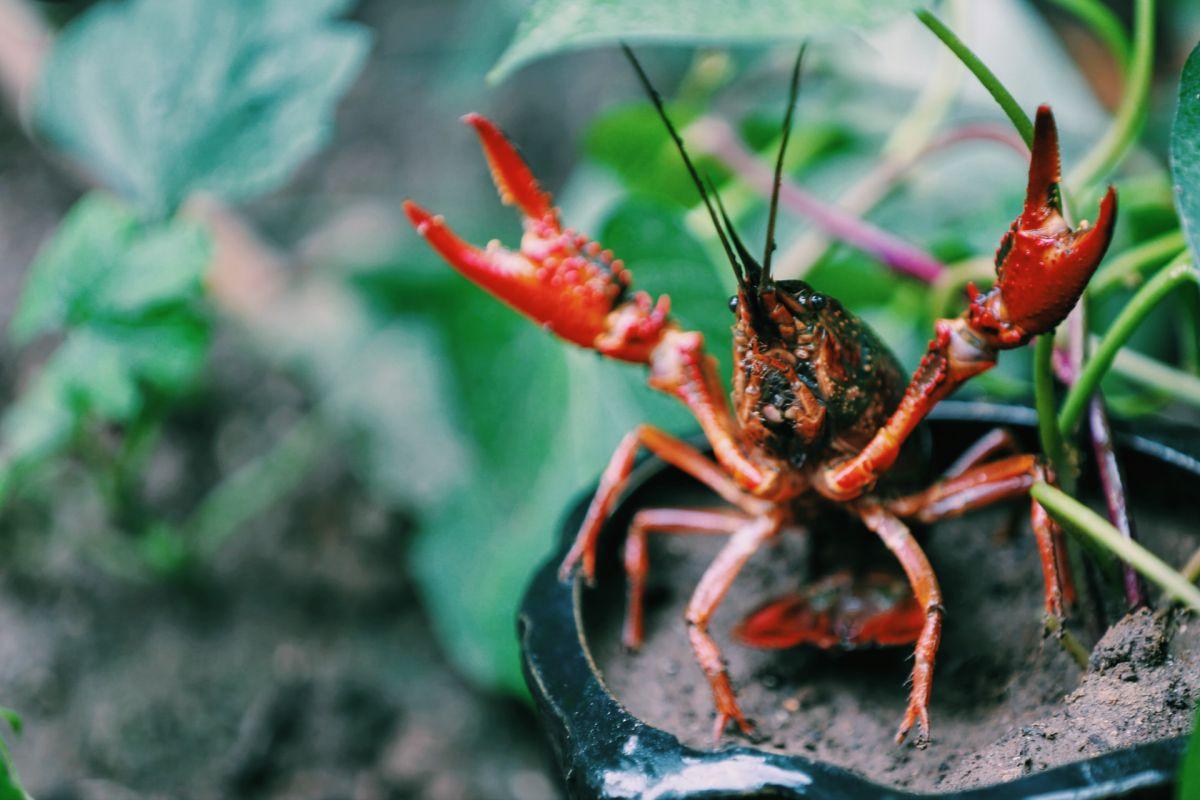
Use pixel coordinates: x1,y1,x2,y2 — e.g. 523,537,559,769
728,295,739,313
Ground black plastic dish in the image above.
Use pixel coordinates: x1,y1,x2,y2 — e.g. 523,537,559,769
518,401,1196,799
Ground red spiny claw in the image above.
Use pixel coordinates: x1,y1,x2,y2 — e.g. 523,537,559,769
967,105,1117,349
404,114,671,364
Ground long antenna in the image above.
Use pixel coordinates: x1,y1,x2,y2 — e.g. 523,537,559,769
761,45,806,282
621,43,746,288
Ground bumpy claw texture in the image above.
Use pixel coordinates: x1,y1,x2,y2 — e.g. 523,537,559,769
966,105,1117,349
404,114,670,363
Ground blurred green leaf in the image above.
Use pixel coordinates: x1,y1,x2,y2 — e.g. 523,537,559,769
399,199,729,692
1172,41,1200,265
2,193,210,485
1179,706,1200,798
0,708,31,800
37,0,371,217
489,0,924,83
13,194,208,344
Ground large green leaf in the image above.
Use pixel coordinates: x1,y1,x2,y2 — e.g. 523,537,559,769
403,199,730,693
489,0,924,83
1172,41,1200,266
37,0,370,217
1182,707,1200,800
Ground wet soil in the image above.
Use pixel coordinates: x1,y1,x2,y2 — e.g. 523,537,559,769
585,466,1199,793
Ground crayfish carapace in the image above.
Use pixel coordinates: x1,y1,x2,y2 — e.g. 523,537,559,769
404,46,1116,747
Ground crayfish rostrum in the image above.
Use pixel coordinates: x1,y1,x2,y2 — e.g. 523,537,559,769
404,48,1116,747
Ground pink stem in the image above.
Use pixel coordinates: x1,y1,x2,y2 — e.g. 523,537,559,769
690,117,947,283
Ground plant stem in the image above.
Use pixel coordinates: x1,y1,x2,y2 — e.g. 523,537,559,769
1047,0,1132,72
1087,397,1148,608
689,117,946,282
1035,335,1069,480
781,126,1027,279
1031,482,1200,612
1089,229,1187,298
1043,614,1091,669
1105,339,1200,407
916,8,1034,147
1059,257,1196,435
184,416,324,558
1065,0,1155,193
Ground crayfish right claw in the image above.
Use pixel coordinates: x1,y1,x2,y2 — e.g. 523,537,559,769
966,105,1118,349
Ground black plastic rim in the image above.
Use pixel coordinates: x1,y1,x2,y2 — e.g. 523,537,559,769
519,401,1196,800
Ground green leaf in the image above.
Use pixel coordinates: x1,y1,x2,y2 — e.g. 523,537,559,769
406,199,730,693
37,0,371,216
3,193,211,486
1182,707,1200,800
0,708,31,800
489,0,923,83
1172,41,1200,266
13,194,210,343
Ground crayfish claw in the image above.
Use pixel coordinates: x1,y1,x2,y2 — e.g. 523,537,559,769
463,113,557,226
967,105,1118,349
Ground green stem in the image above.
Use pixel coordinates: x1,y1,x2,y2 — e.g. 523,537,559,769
184,416,324,557
1059,258,1196,435
1034,334,1068,479
1031,482,1200,611
1047,0,1131,71
1106,341,1200,407
1089,229,1187,298
1043,614,1091,669
1065,0,1155,192
916,8,1034,147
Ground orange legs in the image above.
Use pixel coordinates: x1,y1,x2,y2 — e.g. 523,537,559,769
685,510,786,741
622,507,748,649
559,425,768,583
887,453,1075,619
856,504,943,746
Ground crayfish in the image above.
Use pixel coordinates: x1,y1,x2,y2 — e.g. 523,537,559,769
404,47,1116,747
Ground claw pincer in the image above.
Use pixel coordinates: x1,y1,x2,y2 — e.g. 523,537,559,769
403,114,669,363
966,105,1117,349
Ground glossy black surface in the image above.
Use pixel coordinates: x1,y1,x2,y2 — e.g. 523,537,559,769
519,402,1197,799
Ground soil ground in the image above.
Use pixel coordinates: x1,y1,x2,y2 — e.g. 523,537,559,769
586,460,1199,793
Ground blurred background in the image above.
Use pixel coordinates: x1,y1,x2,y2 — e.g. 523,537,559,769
0,0,1195,797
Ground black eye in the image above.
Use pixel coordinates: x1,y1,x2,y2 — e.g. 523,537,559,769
809,293,827,310
728,295,739,313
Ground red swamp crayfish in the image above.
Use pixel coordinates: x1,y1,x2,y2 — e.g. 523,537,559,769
403,48,1117,747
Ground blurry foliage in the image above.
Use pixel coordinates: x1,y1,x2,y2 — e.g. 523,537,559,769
0,709,29,800
2,194,210,496
2,0,370,575
1173,42,1200,265
488,0,924,83
37,0,371,218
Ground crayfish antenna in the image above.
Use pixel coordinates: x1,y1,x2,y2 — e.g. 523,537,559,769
761,45,806,282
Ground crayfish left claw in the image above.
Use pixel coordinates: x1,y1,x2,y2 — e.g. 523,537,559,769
967,105,1118,349
406,114,671,364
